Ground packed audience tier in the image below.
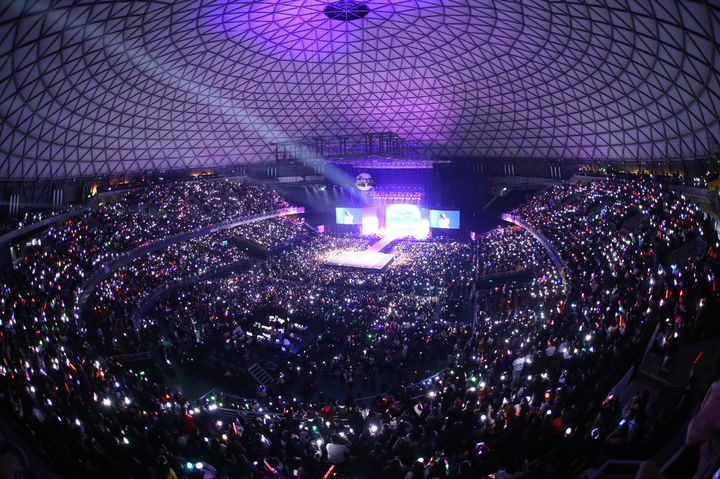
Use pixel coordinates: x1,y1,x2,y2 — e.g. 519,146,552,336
0,178,717,478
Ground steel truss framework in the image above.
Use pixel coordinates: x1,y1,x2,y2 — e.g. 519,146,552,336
0,0,719,180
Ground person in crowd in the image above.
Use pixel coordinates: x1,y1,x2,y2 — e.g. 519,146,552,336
0,177,718,478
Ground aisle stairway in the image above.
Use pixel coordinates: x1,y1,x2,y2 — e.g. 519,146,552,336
248,362,275,386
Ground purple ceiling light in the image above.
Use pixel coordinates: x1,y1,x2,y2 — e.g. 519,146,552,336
0,1,718,179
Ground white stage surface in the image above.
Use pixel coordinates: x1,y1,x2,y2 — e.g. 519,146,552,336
323,250,394,270
323,236,395,270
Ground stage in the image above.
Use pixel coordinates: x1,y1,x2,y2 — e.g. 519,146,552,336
322,236,395,270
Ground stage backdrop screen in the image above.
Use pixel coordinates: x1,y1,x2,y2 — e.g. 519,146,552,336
335,207,363,225
386,204,422,235
429,209,460,229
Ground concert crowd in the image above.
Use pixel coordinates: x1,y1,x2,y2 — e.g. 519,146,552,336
0,178,718,479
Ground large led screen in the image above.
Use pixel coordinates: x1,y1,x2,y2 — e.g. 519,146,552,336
386,204,422,235
335,207,363,225
429,209,460,229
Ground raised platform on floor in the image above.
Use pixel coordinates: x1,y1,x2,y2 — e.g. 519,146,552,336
366,235,395,253
323,236,395,270
323,249,394,270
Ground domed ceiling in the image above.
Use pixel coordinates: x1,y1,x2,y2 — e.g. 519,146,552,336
0,0,719,179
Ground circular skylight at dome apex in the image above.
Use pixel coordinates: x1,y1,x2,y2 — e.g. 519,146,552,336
324,1,370,21
216,1,447,62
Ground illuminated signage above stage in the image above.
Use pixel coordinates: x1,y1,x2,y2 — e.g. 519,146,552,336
355,172,374,191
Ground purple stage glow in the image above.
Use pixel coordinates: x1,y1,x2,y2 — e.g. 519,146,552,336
361,215,379,235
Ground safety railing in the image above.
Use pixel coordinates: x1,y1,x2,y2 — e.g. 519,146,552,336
500,213,567,288
77,207,304,311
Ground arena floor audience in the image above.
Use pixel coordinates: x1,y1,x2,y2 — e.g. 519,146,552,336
0,177,718,478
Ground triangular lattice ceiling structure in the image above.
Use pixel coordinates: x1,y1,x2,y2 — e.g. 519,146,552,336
1,0,719,180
